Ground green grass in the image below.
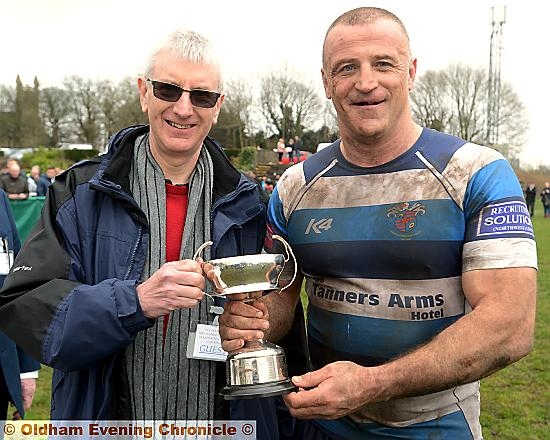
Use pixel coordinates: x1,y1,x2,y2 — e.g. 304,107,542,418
21,211,550,439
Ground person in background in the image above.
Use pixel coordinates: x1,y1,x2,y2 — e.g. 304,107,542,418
217,7,536,439
0,161,28,200
36,166,57,196
524,183,537,217
293,136,302,163
1,188,40,431
285,137,295,163
26,166,41,196
0,29,288,439
277,138,286,162
540,182,550,218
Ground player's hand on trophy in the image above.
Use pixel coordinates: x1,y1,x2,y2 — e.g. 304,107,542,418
137,259,205,319
218,299,271,352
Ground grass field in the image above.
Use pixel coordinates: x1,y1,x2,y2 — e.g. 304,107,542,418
20,208,550,438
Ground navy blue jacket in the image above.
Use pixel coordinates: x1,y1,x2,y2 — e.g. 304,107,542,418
0,189,40,417
36,176,52,197
0,126,268,420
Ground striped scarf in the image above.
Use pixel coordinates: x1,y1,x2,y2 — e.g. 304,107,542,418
123,133,217,420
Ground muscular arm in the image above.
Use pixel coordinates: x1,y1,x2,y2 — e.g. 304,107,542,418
378,266,536,399
286,266,536,418
261,274,303,342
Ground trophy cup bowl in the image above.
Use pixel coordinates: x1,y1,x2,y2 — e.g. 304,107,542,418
206,253,286,295
194,235,297,399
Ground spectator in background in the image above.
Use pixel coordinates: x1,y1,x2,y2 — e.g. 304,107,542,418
26,166,41,196
0,161,28,200
524,183,537,217
541,182,550,218
293,135,302,163
36,167,57,197
286,137,295,163
277,138,286,162
1,188,40,426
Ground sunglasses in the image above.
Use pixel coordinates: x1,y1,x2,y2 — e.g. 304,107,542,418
146,78,221,108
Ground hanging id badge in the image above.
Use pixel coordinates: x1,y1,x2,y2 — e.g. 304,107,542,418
186,305,228,362
0,238,14,276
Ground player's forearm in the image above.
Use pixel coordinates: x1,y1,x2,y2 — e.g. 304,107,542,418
374,291,535,402
261,280,301,343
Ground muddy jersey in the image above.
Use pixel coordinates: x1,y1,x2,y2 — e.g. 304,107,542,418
267,128,537,439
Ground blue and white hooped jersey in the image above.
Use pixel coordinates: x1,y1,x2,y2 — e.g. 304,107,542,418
267,128,537,439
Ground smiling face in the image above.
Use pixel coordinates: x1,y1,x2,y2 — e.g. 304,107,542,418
138,48,224,169
322,19,416,147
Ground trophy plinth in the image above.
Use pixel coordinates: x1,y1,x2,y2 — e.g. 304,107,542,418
220,339,295,399
195,235,298,400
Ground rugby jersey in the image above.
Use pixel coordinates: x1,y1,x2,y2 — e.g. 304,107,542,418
267,128,537,439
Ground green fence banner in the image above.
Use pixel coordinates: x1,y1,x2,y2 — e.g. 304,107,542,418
9,196,46,242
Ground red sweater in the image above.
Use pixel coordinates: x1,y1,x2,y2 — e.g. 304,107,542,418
163,182,189,344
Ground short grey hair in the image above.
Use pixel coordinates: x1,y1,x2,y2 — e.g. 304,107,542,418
323,7,411,68
144,29,223,91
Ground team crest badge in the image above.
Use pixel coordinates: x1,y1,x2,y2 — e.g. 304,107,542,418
387,202,426,237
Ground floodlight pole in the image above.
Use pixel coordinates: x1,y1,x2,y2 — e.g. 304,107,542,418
487,5,506,147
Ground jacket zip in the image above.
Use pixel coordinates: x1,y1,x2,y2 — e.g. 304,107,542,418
124,225,142,280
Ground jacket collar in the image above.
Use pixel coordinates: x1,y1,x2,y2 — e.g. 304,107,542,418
99,125,243,200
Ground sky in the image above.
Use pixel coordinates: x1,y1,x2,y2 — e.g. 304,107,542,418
2,0,548,167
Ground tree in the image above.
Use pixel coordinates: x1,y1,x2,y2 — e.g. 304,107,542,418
63,76,101,147
40,87,71,147
411,63,528,158
0,84,15,111
96,79,119,148
210,78,253,147
409,70,450,132
0,84,17,147
444,64,486,142
259,67,322,140
104,77,147,146
490,82,529,158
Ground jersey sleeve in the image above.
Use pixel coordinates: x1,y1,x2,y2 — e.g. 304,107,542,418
462,158,537,271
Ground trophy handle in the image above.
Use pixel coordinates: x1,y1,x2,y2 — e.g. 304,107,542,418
193,241,213,261
272,235,297,291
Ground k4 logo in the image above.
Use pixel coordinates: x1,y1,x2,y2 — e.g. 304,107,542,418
305,218,333,234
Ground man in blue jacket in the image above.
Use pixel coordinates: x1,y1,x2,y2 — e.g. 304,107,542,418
36,167,57,197
1,189,40,430
0,29,303,437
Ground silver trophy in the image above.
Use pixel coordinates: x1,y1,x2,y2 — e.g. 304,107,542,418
194,235,297,399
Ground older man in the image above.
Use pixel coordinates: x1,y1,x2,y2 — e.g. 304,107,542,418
0,29,270,426
0,161,28,200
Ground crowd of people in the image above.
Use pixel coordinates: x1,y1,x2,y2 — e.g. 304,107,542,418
0,158,59,199
522,182,550,218
0,7,539,440
275,136,304,164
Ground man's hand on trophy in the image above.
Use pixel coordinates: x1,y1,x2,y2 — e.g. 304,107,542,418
137,259,205,319
218,300,271,352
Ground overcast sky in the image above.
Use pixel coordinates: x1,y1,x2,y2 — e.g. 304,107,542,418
2,0,547,167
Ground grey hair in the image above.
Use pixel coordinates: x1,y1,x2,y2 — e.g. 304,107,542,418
144,29,223,91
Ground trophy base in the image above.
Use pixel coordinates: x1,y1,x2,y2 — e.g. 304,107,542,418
220,379,296,400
